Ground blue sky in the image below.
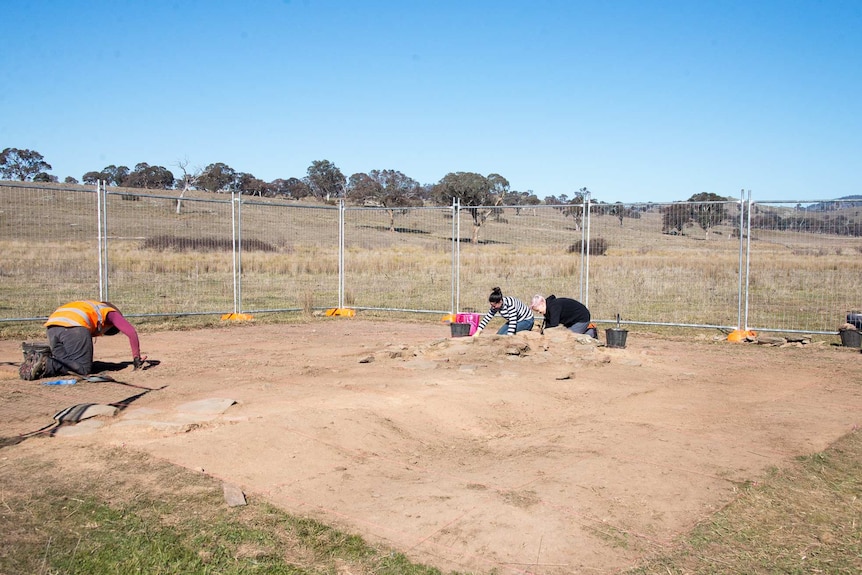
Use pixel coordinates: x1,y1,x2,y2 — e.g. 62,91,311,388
2,0,860,203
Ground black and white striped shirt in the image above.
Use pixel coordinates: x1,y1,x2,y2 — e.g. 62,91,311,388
477,296,533,335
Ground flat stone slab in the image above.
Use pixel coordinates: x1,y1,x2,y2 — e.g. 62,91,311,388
49,398,238,438
175,398,237,415
54,403,118,423
400,360,439,370
109,398,239,434
109,419,194,433
120,407,165,419
223,483,247,507
53,419,105,437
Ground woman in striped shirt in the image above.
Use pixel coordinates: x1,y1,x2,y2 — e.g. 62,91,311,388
473,287,534,336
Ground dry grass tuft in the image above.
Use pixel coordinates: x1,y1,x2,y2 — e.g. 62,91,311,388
628,428,862,574
142,234,277,252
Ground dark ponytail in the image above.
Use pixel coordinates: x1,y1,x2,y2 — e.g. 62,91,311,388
488,287,503,304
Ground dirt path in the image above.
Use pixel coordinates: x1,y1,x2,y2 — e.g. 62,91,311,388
1,319,860,574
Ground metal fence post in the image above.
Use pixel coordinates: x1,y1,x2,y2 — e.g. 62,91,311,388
230,191,239,315
743,189,753,331
237,193,244,314
452,197,460,314
735,189,745,331
582,192,591,306
98,180,109,303
338,199,345,310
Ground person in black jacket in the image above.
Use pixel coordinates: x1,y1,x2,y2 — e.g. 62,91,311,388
530,294,597,338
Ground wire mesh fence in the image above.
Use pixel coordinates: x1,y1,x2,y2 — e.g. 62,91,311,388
239,199,340,313
746,199,862,333
103,191,236,316
453,205,587,316
343,205,455,313
0,183,101,319
2,181,860,334
587,200,746,330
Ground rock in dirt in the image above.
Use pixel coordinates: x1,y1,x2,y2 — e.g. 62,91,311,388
755,336,787,346
223,482,247,507
505,343,530,356
54,403,118,423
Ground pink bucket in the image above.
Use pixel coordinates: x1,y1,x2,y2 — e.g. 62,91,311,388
456,313,481,336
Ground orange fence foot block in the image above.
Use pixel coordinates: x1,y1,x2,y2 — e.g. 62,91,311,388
726,329,756,342
325,308,356,317
221,313,254,321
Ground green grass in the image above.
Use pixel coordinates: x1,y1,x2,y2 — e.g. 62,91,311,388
3,429,860,574
626,428,862,575
0,448,462,575
37,500,441,575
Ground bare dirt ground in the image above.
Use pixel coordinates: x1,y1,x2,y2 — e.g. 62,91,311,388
1,319,860,574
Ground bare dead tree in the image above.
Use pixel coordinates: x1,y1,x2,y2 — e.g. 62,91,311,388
173,158,201,214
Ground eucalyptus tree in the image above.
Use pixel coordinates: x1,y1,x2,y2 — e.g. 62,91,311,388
347,172,380,204
305,159,346,201
661,192,730,237
237,172,269,197
0,148,52,181
546,188,588,229
198,162,239,193
432,171,503,243
688,192,730,239
125,163,175,189
271,177,312,199
348,169,423,231
82,165,130,186
501,190,541,215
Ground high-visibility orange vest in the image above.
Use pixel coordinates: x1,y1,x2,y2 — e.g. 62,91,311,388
45,300,117,336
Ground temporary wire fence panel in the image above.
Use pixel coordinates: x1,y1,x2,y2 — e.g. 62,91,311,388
103,190,236,316
746,199,862,333
455,205,587,316
3,180,862,335
587,201,744,329
343,206,454,313
239,200,340,313
0,183,101,320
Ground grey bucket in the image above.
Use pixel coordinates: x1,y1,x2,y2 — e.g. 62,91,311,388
839,329,861,348
605,328,628,349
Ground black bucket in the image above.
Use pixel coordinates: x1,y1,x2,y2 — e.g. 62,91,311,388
839,329,861,348
450,323,472,337
605,328,628,349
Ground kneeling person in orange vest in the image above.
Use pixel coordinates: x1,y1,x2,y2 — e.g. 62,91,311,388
19,300,144,380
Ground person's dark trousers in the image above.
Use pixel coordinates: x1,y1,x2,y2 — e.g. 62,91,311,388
46,325,93,376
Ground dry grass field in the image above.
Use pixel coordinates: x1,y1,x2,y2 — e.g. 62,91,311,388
4,183,862,336
2,183,862,333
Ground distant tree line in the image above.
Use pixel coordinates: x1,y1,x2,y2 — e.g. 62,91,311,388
750,208,862,237
5,146,861,238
